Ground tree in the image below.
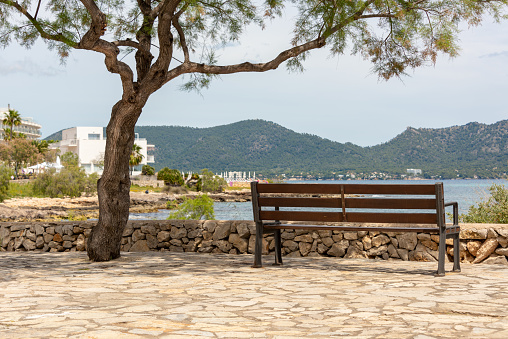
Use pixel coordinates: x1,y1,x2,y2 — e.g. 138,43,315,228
0,164,13,202
129,143,144,175
0,139,41,178
2,109,22,141
141,165,155,176
157,167,184,186
201,169,227,193
2,0,507,261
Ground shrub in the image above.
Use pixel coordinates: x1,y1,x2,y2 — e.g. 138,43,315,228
157,167,184,186
460,184,508,224
33,167,98,198
201,168,227,193
167,194,215,220
0,164,13,202
142,165,155,176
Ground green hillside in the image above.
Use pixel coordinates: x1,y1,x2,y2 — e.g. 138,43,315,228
45,119,508,179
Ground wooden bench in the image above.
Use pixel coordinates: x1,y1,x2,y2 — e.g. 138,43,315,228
250,182,461,276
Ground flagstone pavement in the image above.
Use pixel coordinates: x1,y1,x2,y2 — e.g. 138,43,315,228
1,251,508,338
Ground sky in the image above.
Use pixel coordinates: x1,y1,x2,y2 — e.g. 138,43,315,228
1,8,508,147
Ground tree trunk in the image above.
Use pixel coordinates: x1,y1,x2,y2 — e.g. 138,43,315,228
87,100,142,261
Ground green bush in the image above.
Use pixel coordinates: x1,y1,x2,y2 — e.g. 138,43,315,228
167,194,215,220
0,164,13,202
157,167,184,186
201,168,227,193
141,165,155,176
460,184,508,224
33,167,98,198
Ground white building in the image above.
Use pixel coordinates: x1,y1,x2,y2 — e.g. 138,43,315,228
51,127,155,175
0,107,42,140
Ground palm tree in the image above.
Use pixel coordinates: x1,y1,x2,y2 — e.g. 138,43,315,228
2,109,22,141
129,143,144,176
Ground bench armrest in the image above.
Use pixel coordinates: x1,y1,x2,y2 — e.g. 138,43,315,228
445,202,459,226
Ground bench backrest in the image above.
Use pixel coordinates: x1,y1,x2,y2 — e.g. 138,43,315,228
251,182,445,227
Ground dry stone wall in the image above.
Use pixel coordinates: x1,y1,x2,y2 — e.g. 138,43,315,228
1,221,507,265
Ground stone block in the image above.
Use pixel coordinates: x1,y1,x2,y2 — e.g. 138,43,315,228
294,234,313,243
358,231,369,238
362,236,372,250
397,248,409,261
229,234,248,253
396,233,417,251
43,233,54,243
34,225,45,236
498,236,508,248
25,230,36,242
327,240,349,257
282,240,299,252
129,240,149,252
460,229,487,240
212,222,231,240
22,239,36,251
343,232,358,240
487,228,498,238
146,234,158,249
141,225,157,236
46,226,55,235
367,245,388,257
421,238,439,251
412,244,436,262
318,230,332,238
132,229,145,242
322,237,334,247
187,228,203,239
344,246,367,259
317,243,329,254
36,236,45,249
170,226,187,240
387,244,399,258
157,231,170,242
483,254,508,265
203,220,217,233
497,229,508,238
214,240,233,253
295,229,309,236
495,248,508,256
372,234,390,247
76,234,86,251
299,242,312,256
236,223,251,239
248,235,269,255
123,227,134,237
466,240,482,257
62,225,74,235
473,238,499,264
62,241,73,249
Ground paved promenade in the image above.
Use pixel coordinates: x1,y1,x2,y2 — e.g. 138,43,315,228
1,252,508,338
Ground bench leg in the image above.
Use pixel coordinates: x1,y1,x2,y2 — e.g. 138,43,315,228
274,229,283,266
252,222,263,268
436,231,446,277
452,234,461,272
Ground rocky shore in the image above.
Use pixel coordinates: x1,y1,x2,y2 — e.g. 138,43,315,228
0,189,252,221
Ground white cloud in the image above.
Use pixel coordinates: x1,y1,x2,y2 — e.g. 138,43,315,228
0,57,64,76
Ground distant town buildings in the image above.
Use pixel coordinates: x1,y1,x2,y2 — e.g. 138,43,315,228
407,168,423,176
220,171,256,182
50,127,155,175
0,106,42,140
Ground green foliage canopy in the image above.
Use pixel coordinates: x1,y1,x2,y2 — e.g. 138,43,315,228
461,184,508,224
157,167,184,186
168,194,215,220
2,0,506,91
141,164,155,176
201,168,227,193
0,164,13,202
32,167,98,198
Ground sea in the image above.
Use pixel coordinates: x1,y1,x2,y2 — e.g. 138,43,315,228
129,179,508,221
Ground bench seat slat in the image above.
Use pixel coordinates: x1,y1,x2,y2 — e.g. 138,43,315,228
258,197,437,210
263,223,440,233
256,183,437,195
260,211,438,224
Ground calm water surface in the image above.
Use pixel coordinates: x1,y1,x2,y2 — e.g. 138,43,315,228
129,179,507,221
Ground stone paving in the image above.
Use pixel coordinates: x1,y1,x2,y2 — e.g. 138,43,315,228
1,252,508,338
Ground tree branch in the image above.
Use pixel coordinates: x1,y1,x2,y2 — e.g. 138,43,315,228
0,0,77,46
164,37,326,82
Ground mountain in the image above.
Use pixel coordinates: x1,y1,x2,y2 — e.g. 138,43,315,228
45,119,508,179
